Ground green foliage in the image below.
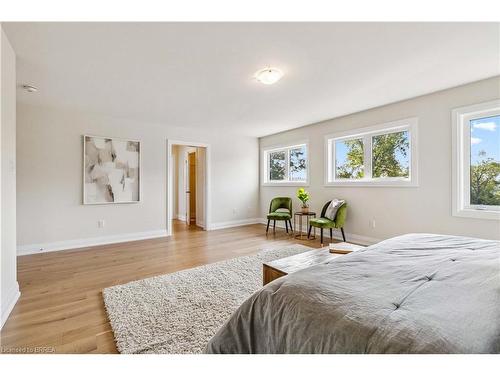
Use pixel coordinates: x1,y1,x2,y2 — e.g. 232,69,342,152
269,151,285,180
269,147,307,181
297,188,310,207
372,131,409,178
470,153,500,206
290,147,307,175
336,131,409,179
336,139,364,179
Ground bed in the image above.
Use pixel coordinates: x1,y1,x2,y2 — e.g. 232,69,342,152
206,233,500,354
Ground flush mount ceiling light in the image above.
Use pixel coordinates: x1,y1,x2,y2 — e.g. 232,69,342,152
21,84,38,93
254,67,284,85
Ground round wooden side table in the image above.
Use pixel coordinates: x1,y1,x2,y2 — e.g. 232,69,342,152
293,212,316,240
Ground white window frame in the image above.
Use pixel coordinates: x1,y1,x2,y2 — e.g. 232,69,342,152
262,141,309,186
452,100,500,220
325,117,418,187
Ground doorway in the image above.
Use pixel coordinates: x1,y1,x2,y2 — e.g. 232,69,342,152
167,140,210,235
186,151,196,225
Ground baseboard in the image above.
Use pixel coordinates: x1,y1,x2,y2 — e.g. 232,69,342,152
176,214,186,221
1,282,20,330
209,218,261,231
336,233,380,246
17,230,169,256
258,218,380,246
16,219,379,256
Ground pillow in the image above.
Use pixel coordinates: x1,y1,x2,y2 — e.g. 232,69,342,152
325,199,345,221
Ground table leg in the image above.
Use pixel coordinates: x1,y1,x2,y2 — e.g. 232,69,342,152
299,215,302,239
305,215,308,239
308,215,316,240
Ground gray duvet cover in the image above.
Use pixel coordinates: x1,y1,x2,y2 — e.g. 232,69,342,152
206,234,500,354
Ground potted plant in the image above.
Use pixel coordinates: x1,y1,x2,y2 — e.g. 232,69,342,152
297,188,310,213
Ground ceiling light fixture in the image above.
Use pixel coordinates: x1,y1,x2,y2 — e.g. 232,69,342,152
21,84,38,93
254,67,284,85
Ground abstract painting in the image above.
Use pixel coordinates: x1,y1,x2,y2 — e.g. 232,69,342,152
84,135,140,204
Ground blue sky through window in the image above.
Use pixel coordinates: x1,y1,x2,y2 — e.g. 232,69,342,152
335,140,350,169
372,131,409,176
470,115,500,165
394,131,409,169
289,146,307,181
335,131,410,179
335,138,364,178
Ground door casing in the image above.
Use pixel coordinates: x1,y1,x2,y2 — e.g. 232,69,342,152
167,139,211,235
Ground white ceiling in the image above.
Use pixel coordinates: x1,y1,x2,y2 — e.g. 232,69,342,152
4,22,500,137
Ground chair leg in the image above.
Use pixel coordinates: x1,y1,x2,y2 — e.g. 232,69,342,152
330,228,333,240
289,220,293,232
341,227,346,242
320,228,324,246
266,220,270,233
307,225,312,239
285,220,288,233
273,220,276,234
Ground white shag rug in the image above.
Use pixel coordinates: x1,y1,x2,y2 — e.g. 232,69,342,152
103,245,311,354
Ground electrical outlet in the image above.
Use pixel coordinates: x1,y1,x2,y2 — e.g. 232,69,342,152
232,208,237,215
371,219,376,229
98,220,105,228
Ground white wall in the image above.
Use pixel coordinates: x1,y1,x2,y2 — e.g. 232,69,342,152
260,77,500,244
17,103,259,254
1,26,19,328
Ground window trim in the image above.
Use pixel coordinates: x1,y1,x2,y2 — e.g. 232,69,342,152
262,141,309,186
324,117,419,187
452,100,500,220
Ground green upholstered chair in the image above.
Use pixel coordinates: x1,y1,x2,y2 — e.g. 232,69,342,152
266,197,293,234
308,200,347,245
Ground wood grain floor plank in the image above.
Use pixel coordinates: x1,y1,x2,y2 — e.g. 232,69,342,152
1,220,326,353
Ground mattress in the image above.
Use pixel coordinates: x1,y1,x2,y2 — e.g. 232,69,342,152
206,233,500,353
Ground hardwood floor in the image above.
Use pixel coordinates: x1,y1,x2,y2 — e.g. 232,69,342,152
1,220,326,354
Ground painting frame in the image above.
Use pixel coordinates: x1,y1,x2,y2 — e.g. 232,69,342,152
83,134,142,205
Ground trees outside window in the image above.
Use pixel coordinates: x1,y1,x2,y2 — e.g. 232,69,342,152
269,151,286,181
372,131,409,178
264,144,308,184
327,118,417,186
335,138,364,179
452,100,500,220
289,146,307,181
469,115,500,207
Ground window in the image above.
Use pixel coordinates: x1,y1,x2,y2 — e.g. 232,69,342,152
269,150,286,181
452,100,500,220
335,137,364,179
372,130,410,179
325,118,418,186
263,143,308,185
